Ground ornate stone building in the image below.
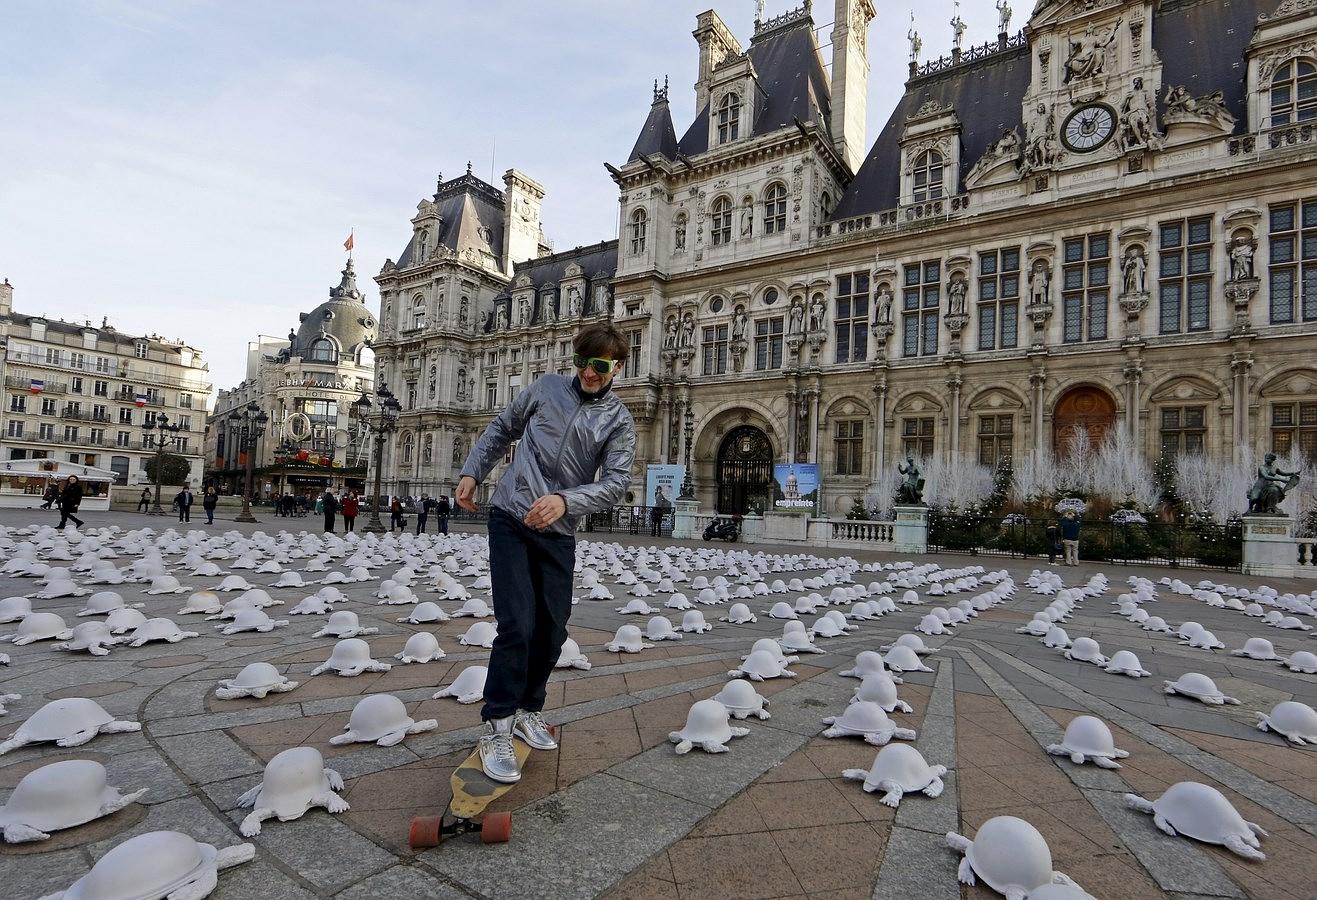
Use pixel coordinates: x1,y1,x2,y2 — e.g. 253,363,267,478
205,261,376,498
375,0,1317,515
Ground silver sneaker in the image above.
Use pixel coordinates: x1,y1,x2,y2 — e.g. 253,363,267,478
513,710,558,750
478,717,521,783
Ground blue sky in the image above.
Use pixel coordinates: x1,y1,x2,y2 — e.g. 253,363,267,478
0,0,1003,395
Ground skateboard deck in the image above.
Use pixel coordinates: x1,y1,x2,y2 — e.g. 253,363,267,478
409,729,553,848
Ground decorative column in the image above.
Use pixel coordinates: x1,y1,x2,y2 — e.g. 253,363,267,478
1029,364,1048,453
806,386,821,463
871,375,888,483
784,389,799,463
946,370,963,461
1231,351,1254,463
659,392,673,464
1122,356,1144,444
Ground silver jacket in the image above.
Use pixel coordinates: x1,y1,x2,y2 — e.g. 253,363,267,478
460,374,636,537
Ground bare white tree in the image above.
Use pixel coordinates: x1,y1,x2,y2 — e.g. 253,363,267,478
1053,426,1095,497
1093,428,1160,510
866,464,899,521
1276,447,1317,529
1175,450,1252,523
1009,448,1054,508
924,453,995,511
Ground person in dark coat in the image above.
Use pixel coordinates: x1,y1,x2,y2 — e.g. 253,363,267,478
435,495,451,535
202,486,218,524
322,490,338,533
40,485,59,509
175,487,194,523
1060,511,1081,566
57,476,85,529
136,487,151,513
390,496,404,531
1045,521,1060,565
416,494,433,534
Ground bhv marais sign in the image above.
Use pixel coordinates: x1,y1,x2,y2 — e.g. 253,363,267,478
278,373,354,390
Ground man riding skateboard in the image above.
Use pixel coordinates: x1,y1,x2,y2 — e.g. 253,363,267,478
455,323,636,783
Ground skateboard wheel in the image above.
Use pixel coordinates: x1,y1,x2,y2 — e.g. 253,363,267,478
481,811,512,843
409,815,442,849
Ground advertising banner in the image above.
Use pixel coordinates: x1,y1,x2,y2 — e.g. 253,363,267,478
772,463,819,511
645,464,684,509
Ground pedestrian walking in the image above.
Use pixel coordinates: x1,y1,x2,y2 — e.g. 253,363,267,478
341,491,358,531
174,486,194,523
1045,521,1060,565
1061,511,1081,566
40,485,59,510
322,489,338,533
389,496,404,531
56,475,85,529
456,323,635,783
435,494,451,535
203,486,218,524
136,488,151,513
416,494,433,535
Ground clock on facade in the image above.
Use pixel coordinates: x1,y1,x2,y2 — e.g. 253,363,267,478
1061,103,1117,152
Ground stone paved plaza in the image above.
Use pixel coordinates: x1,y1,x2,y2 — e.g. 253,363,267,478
0,509,1313,899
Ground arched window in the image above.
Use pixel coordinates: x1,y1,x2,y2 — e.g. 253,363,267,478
416,229,428,260
718,93,741,143
1271,59,1317,127
629,208,647,255
401,433,415,465
308,339,336,362
820,191,833,218
711,197,733,246
411,295,426,330
912,150,945,202
763,183,787,234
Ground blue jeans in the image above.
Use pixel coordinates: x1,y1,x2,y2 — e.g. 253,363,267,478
482,506,575,721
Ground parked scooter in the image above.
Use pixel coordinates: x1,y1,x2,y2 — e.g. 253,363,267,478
703,516,740,542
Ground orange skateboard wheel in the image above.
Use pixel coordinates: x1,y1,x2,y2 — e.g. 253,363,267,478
409,815,442,849
481,811,512,843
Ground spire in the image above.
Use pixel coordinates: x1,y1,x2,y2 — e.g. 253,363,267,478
628,79,678,162
330,258,363,301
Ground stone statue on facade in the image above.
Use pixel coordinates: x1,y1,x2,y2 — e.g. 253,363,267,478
996,0,1011,33
732,305,748,341
479,309,491,333
517,294,531,326
679,313,696,349
674,216,687,251
456,369,467,402
1247,452,1300,515
873,285,894,325
1118,79,1158,150
1229,237,1255,282
1029,260,1051,305
458,295,469,326
907,13,921,63
896,456,925,505
1065,18,1121,82
542,294,557,323
495,305,509,332
663,315,679,349
740,198,753,237
1022,103,1060,174
567,286,583,319
788,299,806,335
808,296,826,332
452,437,464,467
1121,247,1146,294
947,275,967,317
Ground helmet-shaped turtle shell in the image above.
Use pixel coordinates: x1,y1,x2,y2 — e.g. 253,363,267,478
963,815,1059,897
862,743,938,792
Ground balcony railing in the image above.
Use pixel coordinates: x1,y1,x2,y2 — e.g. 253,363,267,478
59,409,112,423
5,376,68,395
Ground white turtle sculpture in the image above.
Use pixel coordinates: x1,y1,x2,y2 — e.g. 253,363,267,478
236,746,349,836
433,665,488,703
178,591,224,615
0,596,33,623
314,610,378,639
712,679,771,720
1042,626,1071,649
1103,650,1151,677
883,633,934,655
398,601,447,624
554,637,592,670
1163,672,1239,705
606,624,653,653
104,608,148,635
1180,629,1225,651
215,574,254,592
946,815,1086,897
310,639,392,677
668,699,748,754
852,673,912,714
216,607,288,635
883,645,933,674
0,693,18,715
54,621,121,656
1124,782,1267,860
1045,715,1129,769
0,759,146,843
1256,700,1317,745
681,610,712,633
645,616,682,641
1062,637,1107,666
0,612,73,645
215,663,300,700
1232,637,1282,661
0,698,141,754
329,695,438,747
821,701,916,745
841,743,946,808
76,591,139,617
1283,650,1317,673
127,618,199,647
728,649,796,681
145,575,189,595
840,651,890,680
289,595,331,616
37,830,255,900
458,621,498,648
395,632,445,664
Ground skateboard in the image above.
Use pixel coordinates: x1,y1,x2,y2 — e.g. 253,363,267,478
408,728,557,847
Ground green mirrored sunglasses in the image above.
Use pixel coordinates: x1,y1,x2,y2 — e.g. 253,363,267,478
572,354,618,374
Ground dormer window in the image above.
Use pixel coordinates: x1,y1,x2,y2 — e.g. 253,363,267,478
711,197,733,246
629,208,648,255
411,295,426,330
416,229,429,260
134,341,148,359
308,339,336,363
913,150,945,202
763,183,787,234
1270,59,1317,127
718,93,741,144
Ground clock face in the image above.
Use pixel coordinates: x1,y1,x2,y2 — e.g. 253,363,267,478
1061,104,1116,152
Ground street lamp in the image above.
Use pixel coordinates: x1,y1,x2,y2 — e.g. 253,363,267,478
142,411,184,515
228,402,269,523
359,384,401,534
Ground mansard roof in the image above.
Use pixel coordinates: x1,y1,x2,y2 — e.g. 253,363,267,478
833,0,1265,219
396,169,506,267
495,240,618,300
629,90,679,162
675,11,831,158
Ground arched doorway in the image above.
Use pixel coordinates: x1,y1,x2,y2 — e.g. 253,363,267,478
717,425,774,515
1052,386,1117,455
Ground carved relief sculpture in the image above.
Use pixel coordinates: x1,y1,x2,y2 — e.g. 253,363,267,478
542,294,557,323
459,295,469,326
740,198,753,237
1118,78,1159,150
1064,18,1121,82
1022,103,1060,175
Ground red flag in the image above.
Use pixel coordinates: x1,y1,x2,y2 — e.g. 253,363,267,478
343,231,354,252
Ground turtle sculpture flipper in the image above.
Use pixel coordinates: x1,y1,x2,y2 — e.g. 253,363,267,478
875,781,905,808
315,791,351,814
668,734,694,754
101,786,149,817
4,822,51,843
1224,829,1266,862
169,868,217,900
923,769,947,797
0,692,20,715
946,832,976,884
237,807,273,837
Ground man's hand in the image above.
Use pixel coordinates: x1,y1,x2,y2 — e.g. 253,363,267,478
524,493,566,530
455,476,478,512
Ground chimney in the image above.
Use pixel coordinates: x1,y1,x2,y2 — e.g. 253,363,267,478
501,169,546,277
0,278,12,317
692,10,742,113
829,0,876,172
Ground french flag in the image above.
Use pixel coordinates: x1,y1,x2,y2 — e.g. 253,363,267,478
28,379,44,394
134,393,147,408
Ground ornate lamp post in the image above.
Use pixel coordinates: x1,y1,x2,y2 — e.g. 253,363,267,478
142,412,184,515
228,403,268,524
358,384,401,534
